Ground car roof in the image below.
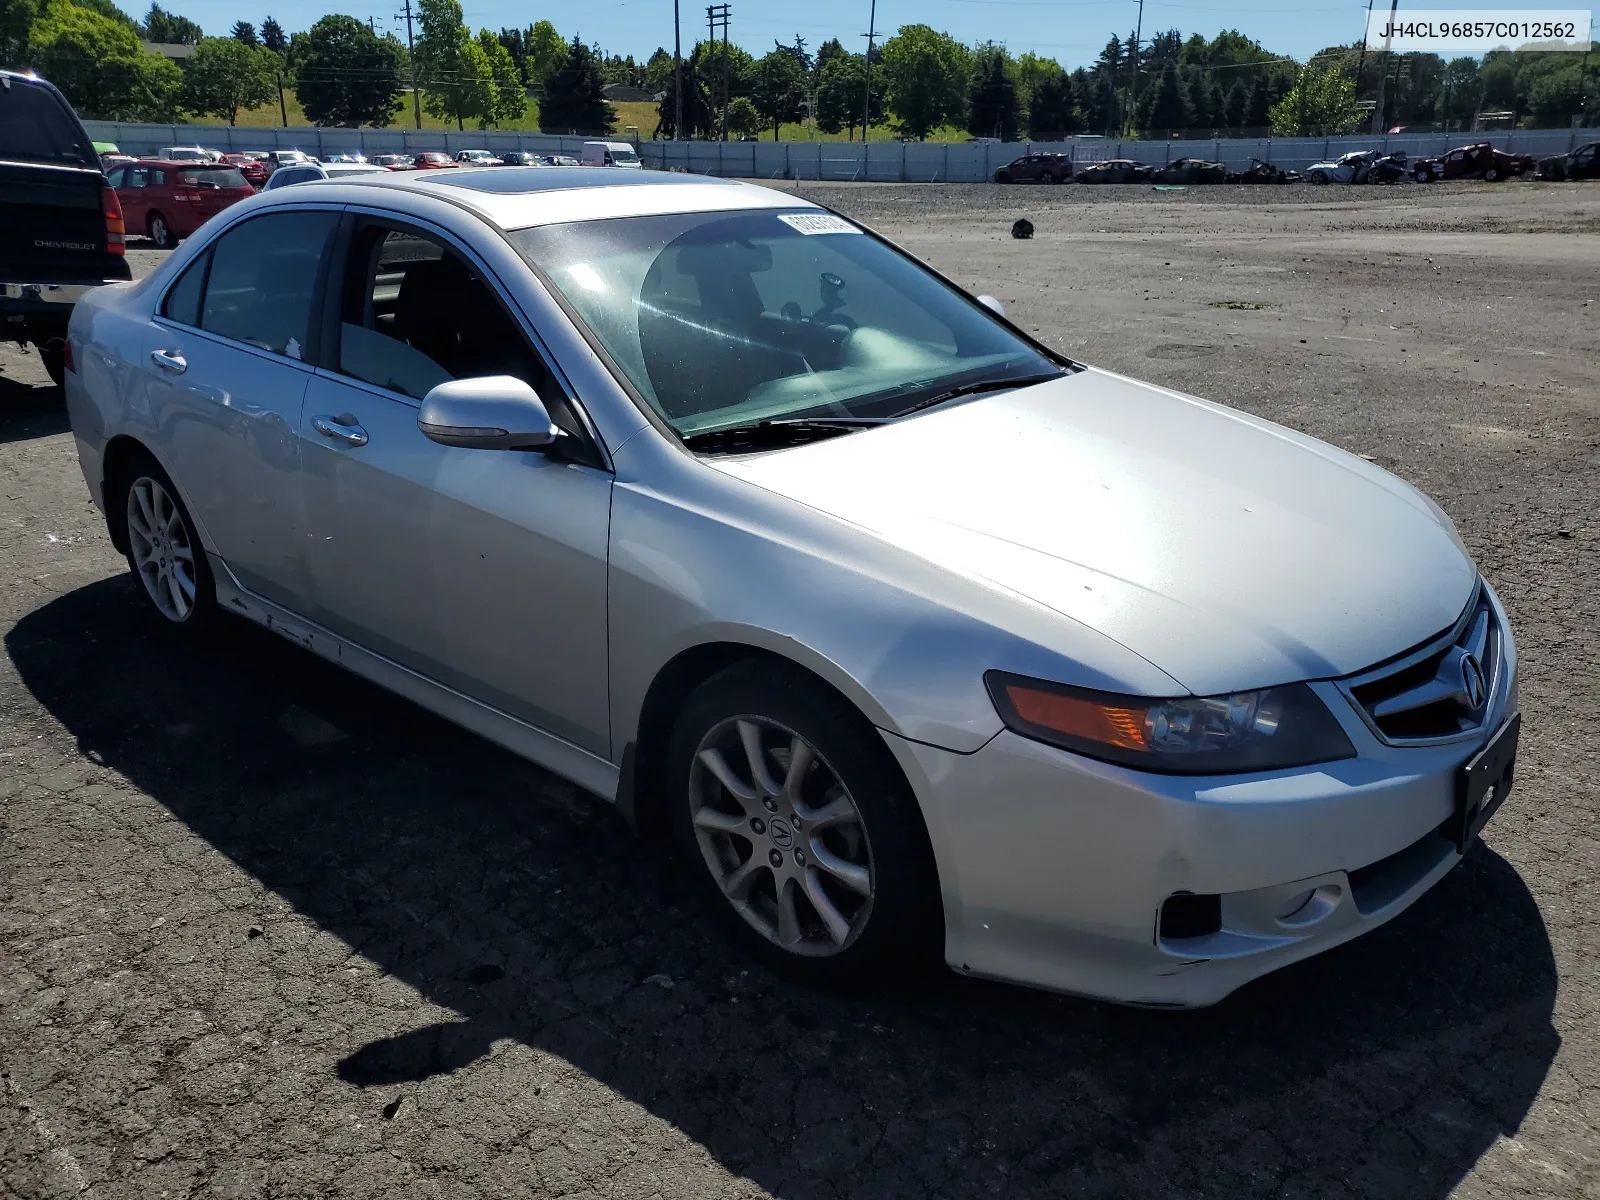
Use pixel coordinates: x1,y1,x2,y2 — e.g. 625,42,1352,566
270,165,813,230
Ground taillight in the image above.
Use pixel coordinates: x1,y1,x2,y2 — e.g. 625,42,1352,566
102,184,125,256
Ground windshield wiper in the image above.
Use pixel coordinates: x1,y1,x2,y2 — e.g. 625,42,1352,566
680,416,888,453
889,371,1067,418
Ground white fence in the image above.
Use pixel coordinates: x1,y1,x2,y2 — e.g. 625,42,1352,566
83,120,1600,182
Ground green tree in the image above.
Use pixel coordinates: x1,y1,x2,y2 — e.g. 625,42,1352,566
2,0,40,65
259,13,284,52
642,45,673,93
1223,79,1248,131
140,2,198,43
540,35,611,132
28,0,181,117
966,43,1020,141
296,13,404,126
477,27,524,127
697,37,756,135
654,38,712,137
1269,66,1360,136
815,51,879,139
879,24,969,140
415,0,489,129
180,36,276,123
1246,74,1271,127
1028,70,1080,138
524,17,565,89
1142,61,1190,133
725,94,760,138
753,45,804,139
1440,56,1482,129
813,35,845,81
230,19,255,44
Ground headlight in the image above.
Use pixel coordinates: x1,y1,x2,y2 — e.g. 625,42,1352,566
985,672,1356,774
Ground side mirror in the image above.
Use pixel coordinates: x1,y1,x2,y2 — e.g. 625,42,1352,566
977,295,1005,317
418,376,559,451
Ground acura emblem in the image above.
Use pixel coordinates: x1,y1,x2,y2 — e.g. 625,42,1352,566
1460,654,1486,710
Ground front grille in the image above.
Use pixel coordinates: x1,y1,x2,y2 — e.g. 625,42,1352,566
1341,587,1502,744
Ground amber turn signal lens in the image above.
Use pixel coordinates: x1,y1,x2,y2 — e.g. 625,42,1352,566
1004,684,1149,751
101,184,125,256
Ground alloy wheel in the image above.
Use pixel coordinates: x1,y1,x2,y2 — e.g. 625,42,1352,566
150,214,170,248
126,475,197,622
688,716,874,956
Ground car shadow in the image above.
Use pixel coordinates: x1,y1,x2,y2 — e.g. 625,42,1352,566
0,373,68,442
6,576,1559,1198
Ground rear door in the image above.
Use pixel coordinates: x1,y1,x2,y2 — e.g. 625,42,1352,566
0,78,115,284
140,208,340,606
118,165,152,235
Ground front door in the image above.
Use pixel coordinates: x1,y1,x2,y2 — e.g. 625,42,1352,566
140,208,338,606
298,217,613,756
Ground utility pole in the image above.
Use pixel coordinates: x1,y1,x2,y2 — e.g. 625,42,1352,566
861,0,877,142
673,0,684,140
1354,0,1374,98
706,3,730,139
1127,0,1143,136
396,0,422,130
1370,0,1399,133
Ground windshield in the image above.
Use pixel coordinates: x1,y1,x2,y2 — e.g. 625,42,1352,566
512,209,1061,436
610,150,640,164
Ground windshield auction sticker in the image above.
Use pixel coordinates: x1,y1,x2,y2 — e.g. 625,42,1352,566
777,213,862,236
1365,9,1591,51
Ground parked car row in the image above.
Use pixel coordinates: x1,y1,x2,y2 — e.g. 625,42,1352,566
1000,140,1594,186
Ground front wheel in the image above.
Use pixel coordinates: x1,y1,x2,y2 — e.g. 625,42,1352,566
1414,169,1432,183
667,661,941,986
1309,172,1328,185
116,456,215,630
994,171,1010,184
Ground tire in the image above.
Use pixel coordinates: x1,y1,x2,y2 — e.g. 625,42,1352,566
1483,167,1501,182
148,212,175,250
112,453,216,631
1414,169,1432,183
1309,172,1328,185
994,172,1010,184
38,342,65,389
666,659,941,987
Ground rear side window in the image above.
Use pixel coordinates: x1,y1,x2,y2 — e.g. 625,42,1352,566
181,168,247,188
200,211,337,359
162,251,210,327
0,80,95,167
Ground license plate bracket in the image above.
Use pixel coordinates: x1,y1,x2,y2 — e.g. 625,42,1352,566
1454,712,1519,854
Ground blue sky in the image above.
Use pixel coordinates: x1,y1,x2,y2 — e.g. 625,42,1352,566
164,1,1528,69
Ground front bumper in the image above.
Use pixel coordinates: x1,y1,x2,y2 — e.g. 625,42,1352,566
887,601,1518,1008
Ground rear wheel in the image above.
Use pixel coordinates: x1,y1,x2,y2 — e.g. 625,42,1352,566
148,212,175,249
37,342,65,389
1414,169,1432,183
667,660,941,987
115,455,215,631
1483,167,1502,182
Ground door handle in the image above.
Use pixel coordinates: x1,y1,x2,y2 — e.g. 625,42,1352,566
311,414,369,447
150,349,187,374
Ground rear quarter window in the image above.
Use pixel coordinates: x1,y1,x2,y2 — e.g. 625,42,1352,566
0,80,96,167
181,168,248,188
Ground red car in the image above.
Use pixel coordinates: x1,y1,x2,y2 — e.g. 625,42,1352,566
219,152,269,188
1411,142,1537,183
408,151,458,170
105,159,255,249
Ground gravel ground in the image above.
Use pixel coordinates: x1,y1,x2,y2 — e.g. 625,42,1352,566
1,186,1597,1199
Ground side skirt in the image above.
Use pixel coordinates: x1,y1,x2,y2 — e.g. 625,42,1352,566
210,555,621,802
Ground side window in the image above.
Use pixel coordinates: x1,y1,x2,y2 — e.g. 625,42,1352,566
334,222,560,410
105,166,125,187
200,211,337,358
152,169,167,185
127,167,149,188
161,250,210,326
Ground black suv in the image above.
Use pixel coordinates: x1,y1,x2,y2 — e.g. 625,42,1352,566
1,70,132,387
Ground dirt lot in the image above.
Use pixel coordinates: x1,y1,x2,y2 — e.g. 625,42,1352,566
2,185,1597,1199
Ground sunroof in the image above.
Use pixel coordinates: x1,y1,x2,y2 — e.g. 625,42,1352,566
420,166,724,194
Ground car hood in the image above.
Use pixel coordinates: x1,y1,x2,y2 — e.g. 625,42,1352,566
708,369,1477,696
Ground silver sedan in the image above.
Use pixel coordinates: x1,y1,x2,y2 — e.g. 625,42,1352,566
62,168,1519,1007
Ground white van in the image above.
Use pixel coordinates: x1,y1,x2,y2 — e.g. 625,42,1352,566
580,140,641,169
